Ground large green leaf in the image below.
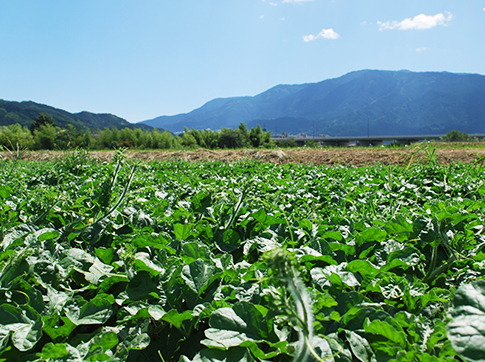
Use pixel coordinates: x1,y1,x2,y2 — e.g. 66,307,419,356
84,258,115,284
38,342,71,360
202,302,273,350
95,247,115,265
355,227,387,246
345,330,377,362
77,331,119,361
383,216,414,240
62,248,95,271
182,258,217,294
174,223,193,240
65,296,113,326
250,209,284,229
311,264,360,289
134,252,164,277
105,323,151,353
182,347,255,362
364,317,407,348
38,332,118,362
381,246,422,271
347,260,380,281
43,315,77,342
343,305,389,331
125,270,163,301
0,185,11,199
217,229,241,253
118,301,150,322
0,304,43,352
162,309,193,329
182,242,212,263
447,280,485,361
37,342,83,361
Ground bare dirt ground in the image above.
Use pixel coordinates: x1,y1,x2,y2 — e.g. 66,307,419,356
2,144,485,166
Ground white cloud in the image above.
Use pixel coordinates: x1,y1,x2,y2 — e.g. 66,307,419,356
378,12,453,30
303,28,340,42
269,2,278,5
283,0,313,3
416,47,430,52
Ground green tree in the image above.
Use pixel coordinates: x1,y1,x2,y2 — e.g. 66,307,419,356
0,124,34,150
33,124,58,150
99,127,122,148
442,130,470,142
249,124,274,148
278,138,297,148
249,125,264,147
180,128,199,148
150,129,178,149
77,129,92,149
305,139,319,148
138,129,152,149
120,128,135,148
54,128,72,150
186,128,205,148
54,124,83,150
30,113,55,134
111,127,121,147
237,123,250,147
200,129,220,149
99,128,113,148
219,128,245,149
262,129,275,148
159,130,179,149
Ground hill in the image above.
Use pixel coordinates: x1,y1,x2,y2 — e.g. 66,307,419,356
0,99,154,132
140,70,485,136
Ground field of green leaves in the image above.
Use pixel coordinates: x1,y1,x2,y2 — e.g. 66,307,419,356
1,150,485,361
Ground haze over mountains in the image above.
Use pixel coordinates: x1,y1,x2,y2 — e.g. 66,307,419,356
140,70,485,137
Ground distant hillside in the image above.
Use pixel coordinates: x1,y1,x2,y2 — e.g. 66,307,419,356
0,99,154,132
140,70,485,136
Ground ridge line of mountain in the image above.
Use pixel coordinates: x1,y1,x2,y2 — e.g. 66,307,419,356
0,99,156,132
139,69,485,137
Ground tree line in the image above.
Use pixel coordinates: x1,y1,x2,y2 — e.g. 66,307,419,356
0,113,275,151
1,113,480,151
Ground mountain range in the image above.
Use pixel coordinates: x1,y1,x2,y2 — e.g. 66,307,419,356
140,69,485,137
0,99,154,132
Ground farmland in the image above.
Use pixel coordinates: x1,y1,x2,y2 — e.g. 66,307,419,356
2,142,485,166
1,147,485,361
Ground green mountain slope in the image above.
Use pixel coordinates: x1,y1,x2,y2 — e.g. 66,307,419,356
140,70,485,136
0,99,154,131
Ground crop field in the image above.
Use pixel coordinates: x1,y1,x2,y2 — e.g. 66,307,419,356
3,143,485,166
1,149,485,361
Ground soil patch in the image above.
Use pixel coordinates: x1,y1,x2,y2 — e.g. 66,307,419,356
2,145,485,166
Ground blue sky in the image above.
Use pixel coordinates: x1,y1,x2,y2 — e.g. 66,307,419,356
1,1,484,123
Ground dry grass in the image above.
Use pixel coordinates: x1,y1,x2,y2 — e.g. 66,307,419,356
2,145,485,166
